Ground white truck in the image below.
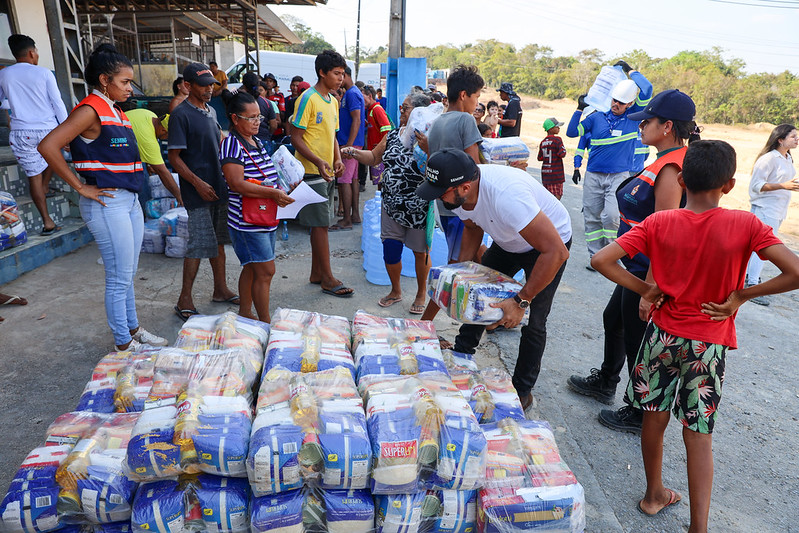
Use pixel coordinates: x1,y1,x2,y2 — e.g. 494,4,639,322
226,50,382,92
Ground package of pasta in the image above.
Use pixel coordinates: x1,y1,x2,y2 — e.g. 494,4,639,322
249,367,370,493
265,308,354,376
352,311,447,380
45,412,108,448
52,413,139,525
249,489,304,533
374,492,426,533
130,480,188,533
174,312,269,377
420,490,477,533
427,263,529,326
478,137,530,164
189,475,250,533
303,488,374,533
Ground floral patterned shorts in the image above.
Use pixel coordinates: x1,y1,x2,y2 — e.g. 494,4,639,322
625,322,727,434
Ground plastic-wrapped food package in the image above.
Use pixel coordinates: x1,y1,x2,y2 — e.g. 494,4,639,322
374,492,426,533
148,174,179,200
125,406,182,480
190,475,249,533
164,236,187,258
141,220,165,254
399,102,445,150
303,488,374,533
0,191,27,252
420,490,477,533
130,480,187,533
77,378,118,413
442,355,525,425
427,262,529,325
478,419,585,533
359,372,486,494
157,208,187,237
45,412,108,447
54,413,140,525
352,311,447,380
249,489,304,533
271,146,305,191
264,308,354,376
478,138,530,164
144,198,179,220
249,367,371,495
0,446,70,533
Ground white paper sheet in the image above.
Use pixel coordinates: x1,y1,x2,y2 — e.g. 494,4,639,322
276,181,328,220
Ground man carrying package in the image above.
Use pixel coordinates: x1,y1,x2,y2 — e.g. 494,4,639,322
566,60,652,268
416,149,572,410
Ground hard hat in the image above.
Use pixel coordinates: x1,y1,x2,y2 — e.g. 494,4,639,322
610,79,638,104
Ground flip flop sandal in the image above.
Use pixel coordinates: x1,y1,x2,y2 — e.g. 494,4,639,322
328,224,353,232
322,284,354,298
212,295,241,305
174,305,199,322
378,296,403,308
40,225,62,236
409,303,425,314
0,295,27,306
637,489,681,516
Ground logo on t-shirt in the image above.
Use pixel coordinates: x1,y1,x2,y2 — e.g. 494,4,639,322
631,184,640,196
316,112,323,124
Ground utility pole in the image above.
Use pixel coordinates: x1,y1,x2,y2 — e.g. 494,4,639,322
388,0,405,58
355,0,361,80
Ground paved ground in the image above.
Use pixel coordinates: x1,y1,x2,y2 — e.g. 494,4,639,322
1,176,797,532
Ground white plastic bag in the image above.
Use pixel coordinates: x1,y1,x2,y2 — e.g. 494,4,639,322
400,102,445,150
271,146,304,190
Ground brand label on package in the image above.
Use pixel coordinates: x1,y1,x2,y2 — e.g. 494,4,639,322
380,440,417,459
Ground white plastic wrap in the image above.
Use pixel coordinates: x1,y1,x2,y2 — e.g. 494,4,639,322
271,145,305,191
427,262,529,325
264,308,354,376
249,367,370,495
478,419,585,532
358,372,486,494
352,311,448,380
164,236,187,258
399,102,445,150
147,173,179,200
141,220,165,255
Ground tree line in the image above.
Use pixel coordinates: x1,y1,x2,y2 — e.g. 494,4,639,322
360,41,799,126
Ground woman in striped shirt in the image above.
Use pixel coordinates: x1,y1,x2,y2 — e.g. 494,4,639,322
220,92,293,322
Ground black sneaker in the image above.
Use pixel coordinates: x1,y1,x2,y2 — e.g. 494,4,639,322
567,368,615,405
598,405,643,435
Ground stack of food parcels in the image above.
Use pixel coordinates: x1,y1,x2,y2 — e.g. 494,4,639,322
478,138,530,168
427,262,530,325
0,191,27,252
442,351,525,425
141,203,188,257
478,419,585,532
264,308,354,377
75,349,159,414
351,311,448,379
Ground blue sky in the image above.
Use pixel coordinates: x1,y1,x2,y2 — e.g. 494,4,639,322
272,0,799,74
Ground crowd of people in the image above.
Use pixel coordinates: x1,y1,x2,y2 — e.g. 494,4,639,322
2,33,799,533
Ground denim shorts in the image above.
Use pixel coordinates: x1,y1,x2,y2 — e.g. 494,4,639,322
229,228,277,265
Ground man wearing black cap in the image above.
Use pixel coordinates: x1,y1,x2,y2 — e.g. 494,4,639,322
497,82,523,137
168,63,238,321
417,149,572,409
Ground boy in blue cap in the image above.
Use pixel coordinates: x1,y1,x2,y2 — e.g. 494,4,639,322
591,139,799,532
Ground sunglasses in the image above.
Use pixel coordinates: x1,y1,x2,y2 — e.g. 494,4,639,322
612,99,627,105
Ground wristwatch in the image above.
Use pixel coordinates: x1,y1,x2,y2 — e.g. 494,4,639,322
513,294,531,309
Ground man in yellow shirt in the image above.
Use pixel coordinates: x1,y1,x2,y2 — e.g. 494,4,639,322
126,108,182,205
209,61,227,98
290,50,353,298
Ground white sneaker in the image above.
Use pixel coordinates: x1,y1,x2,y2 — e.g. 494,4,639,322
116,338,143,352
132,327,168,346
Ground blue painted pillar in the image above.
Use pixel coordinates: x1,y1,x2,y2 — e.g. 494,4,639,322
386,57,427,125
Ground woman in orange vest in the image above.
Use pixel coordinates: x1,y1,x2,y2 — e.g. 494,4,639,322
39,44,167,351
568,90,700,435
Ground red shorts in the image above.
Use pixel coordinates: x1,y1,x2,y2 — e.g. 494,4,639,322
543,181,564,199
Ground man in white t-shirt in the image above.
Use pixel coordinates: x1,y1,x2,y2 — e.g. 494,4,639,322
416,149,572,410
0,34,69,235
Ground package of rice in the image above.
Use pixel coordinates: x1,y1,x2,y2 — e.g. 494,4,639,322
249,489,304,533
130,480,187,533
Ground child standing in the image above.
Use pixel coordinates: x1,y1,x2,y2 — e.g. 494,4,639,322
591,140,799,533
538,117,567,199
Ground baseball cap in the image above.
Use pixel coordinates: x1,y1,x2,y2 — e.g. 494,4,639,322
297,81,311,92
183,63,219,86
628,89,696,122
543,117,564,131
497,82,515,94
264,72,277,82
415,149,478,201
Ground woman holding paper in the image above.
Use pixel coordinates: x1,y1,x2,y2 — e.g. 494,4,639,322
342,90,432,314
220,92,293,322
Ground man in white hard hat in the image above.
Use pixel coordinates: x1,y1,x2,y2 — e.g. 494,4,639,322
566,60,652,268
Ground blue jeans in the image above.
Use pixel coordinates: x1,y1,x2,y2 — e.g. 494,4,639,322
80,189,144,345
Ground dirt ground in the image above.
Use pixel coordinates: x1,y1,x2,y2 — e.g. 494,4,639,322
481,93,799,237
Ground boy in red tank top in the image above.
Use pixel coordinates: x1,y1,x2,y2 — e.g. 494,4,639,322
591,140,799,533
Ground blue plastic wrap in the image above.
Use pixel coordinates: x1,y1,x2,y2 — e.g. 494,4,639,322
249,489,304,533
192,475,249,533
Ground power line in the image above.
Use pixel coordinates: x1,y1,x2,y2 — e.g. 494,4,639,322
710,0,799,7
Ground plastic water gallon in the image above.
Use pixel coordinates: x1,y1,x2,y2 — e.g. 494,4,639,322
584,65,627,113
